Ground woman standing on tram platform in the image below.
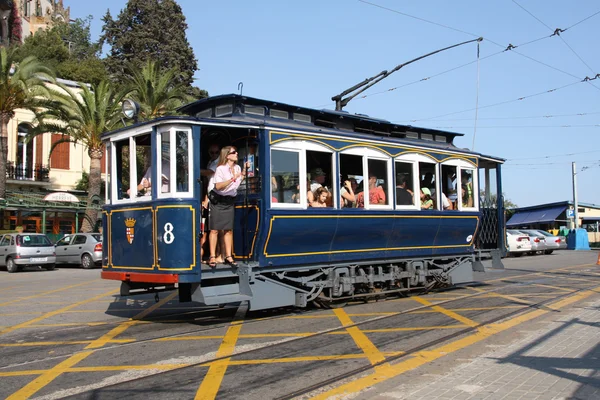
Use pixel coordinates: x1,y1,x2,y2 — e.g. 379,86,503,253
208,146,249,268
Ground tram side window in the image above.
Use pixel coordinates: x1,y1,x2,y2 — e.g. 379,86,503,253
365,158,389,206
306,150,333,207
441,165,457,210
114,139,130,200
340,153,363,208
460,169,475,208
105,143,111,202
175,130,190,192
418,162,437,210
271,149,300,205
395,161,415,206
159,133,171,194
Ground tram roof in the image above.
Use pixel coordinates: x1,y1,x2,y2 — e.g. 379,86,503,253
178,94,464,141
103,94,504,163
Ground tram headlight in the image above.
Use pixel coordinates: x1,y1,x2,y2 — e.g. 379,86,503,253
122,99,140,120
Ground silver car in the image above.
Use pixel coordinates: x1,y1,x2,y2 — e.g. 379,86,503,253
55,233,103,269
0,233,57,273
518,230,547,254
533,230,566,253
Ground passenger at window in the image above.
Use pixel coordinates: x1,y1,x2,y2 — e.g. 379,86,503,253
356,174,386,207
441,191,453,210
420,187,434,209
310,187,330,208
421,172,435,191
127,158,170,196
202,143,221,191
340,177,357,208
208,146,249,268
396,174,413,205
307,168,327,203
461,174,474,208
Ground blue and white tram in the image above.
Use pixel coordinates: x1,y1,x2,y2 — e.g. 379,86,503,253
101,94,505,310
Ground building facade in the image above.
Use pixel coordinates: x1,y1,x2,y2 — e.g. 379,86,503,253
18,0,70,39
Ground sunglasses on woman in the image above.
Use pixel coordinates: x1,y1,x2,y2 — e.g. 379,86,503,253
229,150,238,155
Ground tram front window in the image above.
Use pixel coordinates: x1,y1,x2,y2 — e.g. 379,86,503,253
114,139,130,200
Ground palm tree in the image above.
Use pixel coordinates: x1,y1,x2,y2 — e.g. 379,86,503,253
32,80,128,232
0,47,54,199
128,60,193,120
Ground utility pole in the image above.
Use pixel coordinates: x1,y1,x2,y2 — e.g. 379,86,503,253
572,162,579,229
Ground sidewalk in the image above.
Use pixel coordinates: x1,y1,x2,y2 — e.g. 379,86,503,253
361,295,600,400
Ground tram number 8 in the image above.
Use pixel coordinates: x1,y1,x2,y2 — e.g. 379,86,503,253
163,223,175,244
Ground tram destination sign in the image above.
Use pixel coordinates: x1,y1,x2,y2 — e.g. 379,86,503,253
43,192,80,203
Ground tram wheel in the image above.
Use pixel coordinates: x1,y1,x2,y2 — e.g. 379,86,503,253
317,289,348,309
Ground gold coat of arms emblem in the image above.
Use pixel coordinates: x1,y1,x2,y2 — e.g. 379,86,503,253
125,218,136,244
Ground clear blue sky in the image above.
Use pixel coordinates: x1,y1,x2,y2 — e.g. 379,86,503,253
67,0,600,209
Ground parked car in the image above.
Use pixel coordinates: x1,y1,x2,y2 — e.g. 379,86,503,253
54,233,102,269
0,233,56,273
533,230,566,253
517,230,547,254
506,230,532,256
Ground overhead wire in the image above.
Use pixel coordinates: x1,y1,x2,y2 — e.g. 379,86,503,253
507,149,600,161
428,124,600,129
410,111,600,122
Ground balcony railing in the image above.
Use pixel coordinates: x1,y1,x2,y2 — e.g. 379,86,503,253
6,162,50,182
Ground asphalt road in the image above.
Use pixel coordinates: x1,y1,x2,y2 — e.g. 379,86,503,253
0,250,598,400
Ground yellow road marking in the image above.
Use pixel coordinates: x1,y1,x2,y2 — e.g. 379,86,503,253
413,297,479,328
333,309,388,368
0,339,134,347
309,285,600,399
0,289,119,336
0,280,98,307
195,324,242,400
4,290,176,399
6,351,94,400
130,291,178,321
225,352,405,366
29,322,111,327
410,305,524,314
529,283,574,293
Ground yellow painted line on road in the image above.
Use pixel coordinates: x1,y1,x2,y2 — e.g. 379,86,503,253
195,324,243,400
409,305,524,314
530,283,574,293
413,297,479,328
0,339,134,347
4,290,176,399
225,352,406,366
0,280,98,307
6,351,93,400
334,309,388,367
0,288,119,336
129,291,179,320
309,285,600,400
29,322,111,328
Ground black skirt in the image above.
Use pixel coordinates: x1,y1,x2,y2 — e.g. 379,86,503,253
209,200,234,230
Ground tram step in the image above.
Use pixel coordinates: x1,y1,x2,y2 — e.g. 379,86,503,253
201,293,253,305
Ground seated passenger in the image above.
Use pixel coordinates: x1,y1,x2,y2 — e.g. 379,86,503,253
420,187,433,209
307,168,327,203
128,158,170,196
441,191,453,210
396,174,413,205
461,175,474,207
340,177,357,208
310,187,329,208
356,174,386,207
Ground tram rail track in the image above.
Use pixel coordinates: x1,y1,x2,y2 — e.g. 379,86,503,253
43,270,600,399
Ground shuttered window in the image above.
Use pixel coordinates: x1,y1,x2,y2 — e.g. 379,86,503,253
50,134,70,170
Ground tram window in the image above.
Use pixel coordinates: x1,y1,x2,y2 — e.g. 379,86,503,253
175,130,190,192
366,158,390,207
340,153,363,208
271,149,300,205
418,162,437,210
306,150,334,207
441,165,458,210
395,161,415,207
159,133,171,194
460,169,475,209
114,139,130,200
105,143,111,203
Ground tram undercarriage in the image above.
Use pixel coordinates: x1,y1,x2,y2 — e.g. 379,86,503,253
166,255,478,310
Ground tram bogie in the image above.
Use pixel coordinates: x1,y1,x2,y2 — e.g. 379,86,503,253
101,94,505,310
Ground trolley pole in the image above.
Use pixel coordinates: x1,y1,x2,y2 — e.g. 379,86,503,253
572,162,579,229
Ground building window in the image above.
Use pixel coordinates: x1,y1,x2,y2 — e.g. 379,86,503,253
50,134,70,170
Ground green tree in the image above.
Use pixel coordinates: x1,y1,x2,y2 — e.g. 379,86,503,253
32,80,127,232
0,47,54,199
100,0,198,88
128,60,193,120
12,17,107,85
